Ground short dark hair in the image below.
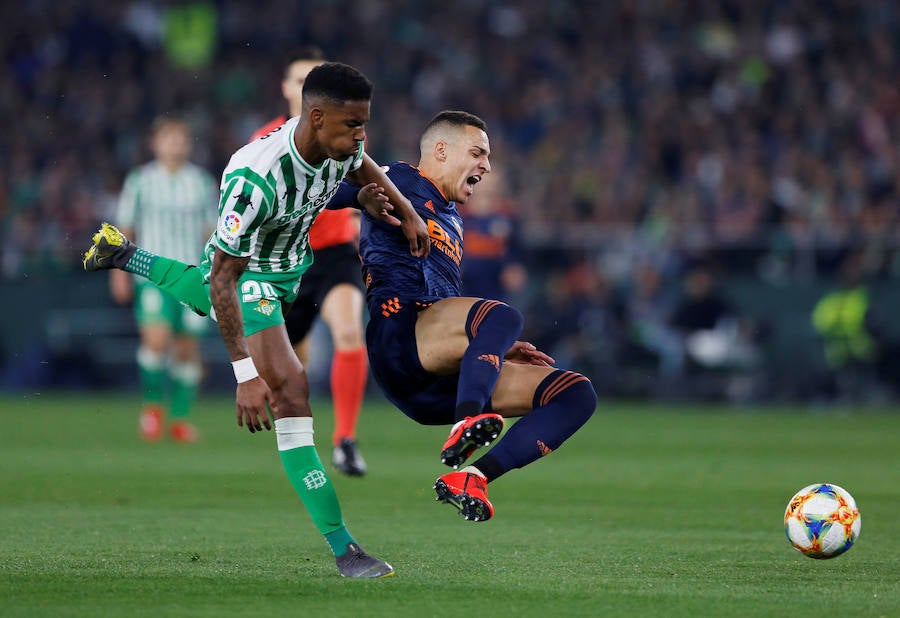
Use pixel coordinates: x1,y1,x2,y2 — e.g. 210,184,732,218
150,115,190,136
302,62,373,103
283,46,325,77
424,110,487,134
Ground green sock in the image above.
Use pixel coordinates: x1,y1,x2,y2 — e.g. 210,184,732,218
275,417,357,555
125,250,212,316
324,528,354,555
169,361,201,419
137,346,165,405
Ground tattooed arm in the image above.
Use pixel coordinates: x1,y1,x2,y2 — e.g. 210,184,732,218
209,248,276,432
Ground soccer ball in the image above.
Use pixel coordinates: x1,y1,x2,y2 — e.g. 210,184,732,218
784,483,861,559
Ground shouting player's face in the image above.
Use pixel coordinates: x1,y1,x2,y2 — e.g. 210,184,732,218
445,125,491,204
315,100,370,160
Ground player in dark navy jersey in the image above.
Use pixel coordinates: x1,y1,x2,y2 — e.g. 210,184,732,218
330,111,597,522
458,168,527,303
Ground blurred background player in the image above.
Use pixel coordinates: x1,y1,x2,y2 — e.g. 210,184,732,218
335,111,597,521
458,166,527,304
251,47,369,476
111,117,217,442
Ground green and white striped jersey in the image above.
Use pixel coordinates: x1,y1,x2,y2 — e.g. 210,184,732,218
204,115,364,277
117,160,218,264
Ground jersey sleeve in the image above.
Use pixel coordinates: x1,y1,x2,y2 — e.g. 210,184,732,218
325,179,362,210
116,170,141,230
214,167,273,257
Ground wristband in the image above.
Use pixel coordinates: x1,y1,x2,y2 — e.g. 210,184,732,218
232,357,259,383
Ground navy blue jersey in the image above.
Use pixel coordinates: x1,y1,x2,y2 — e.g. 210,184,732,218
336,162,465,314
460,209,520,300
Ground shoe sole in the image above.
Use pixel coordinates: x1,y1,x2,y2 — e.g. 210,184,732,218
440,416,504,468
339,565,395,578
434,479,493,522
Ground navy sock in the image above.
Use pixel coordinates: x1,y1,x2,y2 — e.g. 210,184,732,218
455,300,523,421
472,370,597,482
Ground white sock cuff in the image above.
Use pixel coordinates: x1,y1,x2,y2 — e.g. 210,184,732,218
170,361,202,384
137,346,165,370
275,416,315,451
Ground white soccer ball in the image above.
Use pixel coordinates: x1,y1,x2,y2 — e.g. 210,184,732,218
784,483,861,559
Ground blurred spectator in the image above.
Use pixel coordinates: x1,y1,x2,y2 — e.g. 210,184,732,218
619,260,684,392
810,251,895,401
669,263,762,399
525,260,626,392
458,167,527,303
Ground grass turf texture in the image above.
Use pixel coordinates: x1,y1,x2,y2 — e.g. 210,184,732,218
1,393,898,617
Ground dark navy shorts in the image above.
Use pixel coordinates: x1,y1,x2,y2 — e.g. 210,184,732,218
285,242,364,345
366,298,459,426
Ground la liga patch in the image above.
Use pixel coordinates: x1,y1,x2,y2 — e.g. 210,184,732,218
220,213,242,241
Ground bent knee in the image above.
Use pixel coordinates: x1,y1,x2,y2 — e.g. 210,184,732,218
467,300,524,340
491,302,524,334
265,367,312,416
573,375,598,421
535,370,597,424
329,322,365,349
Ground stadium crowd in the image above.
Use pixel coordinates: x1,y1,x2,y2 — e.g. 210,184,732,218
2,0,899,399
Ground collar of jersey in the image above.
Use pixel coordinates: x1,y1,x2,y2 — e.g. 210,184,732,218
413,165,449,204
287,120,322,174
151,160,186,177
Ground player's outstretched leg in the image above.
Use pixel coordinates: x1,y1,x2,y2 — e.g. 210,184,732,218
440,412,504,468
82,222,212,316
434,470,494,522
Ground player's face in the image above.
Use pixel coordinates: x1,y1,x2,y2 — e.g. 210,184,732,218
152,124,191,167
445,125,491,204
315,100,370,160
281,59,323,111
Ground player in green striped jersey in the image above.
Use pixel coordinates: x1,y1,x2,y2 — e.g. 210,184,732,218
111,117,217,443
83,62,428,578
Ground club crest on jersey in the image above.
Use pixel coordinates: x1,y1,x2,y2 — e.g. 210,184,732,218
253,299,275,316
220,213,242,241
308,178,325,199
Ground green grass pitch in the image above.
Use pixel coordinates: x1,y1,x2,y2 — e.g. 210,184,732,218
1,393,898,617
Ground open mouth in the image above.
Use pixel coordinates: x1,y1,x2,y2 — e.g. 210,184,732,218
466,175,482,187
